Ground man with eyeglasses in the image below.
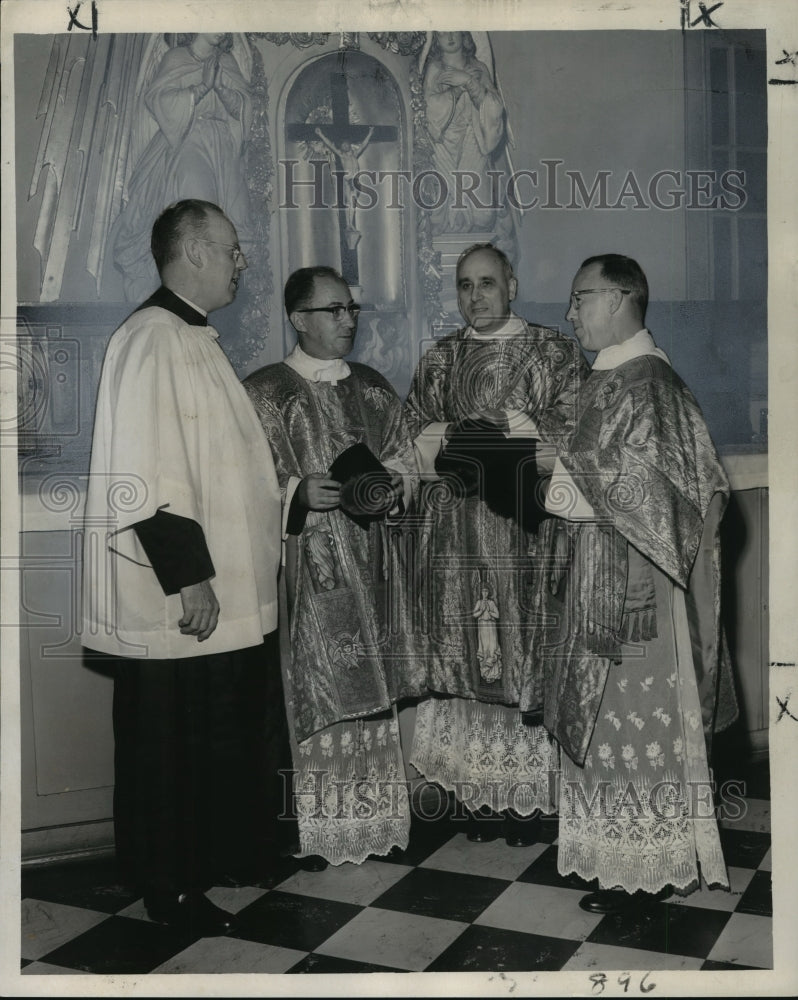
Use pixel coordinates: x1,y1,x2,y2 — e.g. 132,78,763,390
529,253,737,912
405,243,588,847
244,266,419,870
82,199,296,934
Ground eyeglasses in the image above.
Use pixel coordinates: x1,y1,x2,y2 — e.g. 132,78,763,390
193,239,246,265
296,303,362,322
569,287,630,309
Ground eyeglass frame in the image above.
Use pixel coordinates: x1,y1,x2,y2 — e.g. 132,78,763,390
295,303,362,322
191,238,246,265
569,287,631,309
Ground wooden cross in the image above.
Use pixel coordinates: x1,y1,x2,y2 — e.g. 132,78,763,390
287,72,397,286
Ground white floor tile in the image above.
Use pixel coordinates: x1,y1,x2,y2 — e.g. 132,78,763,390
475,881,603,940
562,941,703,972
671,866,755,911
21,899,109,962
275,859,413,906
315,906,467,971
719,797,770,834
706,912,773,969
205,885,269,913
152,936,306,973
21,961,83,975
759,847,772,872
420,832,548,881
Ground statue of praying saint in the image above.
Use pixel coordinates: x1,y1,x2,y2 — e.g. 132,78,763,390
114,33,254,301
421,30,507,235
472,585,502,683
314,125,375,232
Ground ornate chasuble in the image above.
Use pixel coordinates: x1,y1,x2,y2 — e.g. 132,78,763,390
245,362,420,744
403,322,588,703
527,354,737,766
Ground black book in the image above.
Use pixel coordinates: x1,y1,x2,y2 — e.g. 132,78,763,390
329,442,396,529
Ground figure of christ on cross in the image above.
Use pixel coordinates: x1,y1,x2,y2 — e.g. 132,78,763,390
286,72,397,287
314,125,375,232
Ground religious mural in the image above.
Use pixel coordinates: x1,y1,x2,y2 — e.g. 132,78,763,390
16,27,768,476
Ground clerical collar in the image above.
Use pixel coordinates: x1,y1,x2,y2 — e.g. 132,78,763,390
592,328,671,371
466,313,526,340
135,286,208,327
171,290,207,319
284,343,351,384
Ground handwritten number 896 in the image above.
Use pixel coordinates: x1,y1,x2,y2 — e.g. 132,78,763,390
590,972,656,993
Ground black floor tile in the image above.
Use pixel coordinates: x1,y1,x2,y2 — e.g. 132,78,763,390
21,856,139,915
701,959,761,971
386,814,460,866
231,891,363,952
20,958,32,969
536,814,560,844
247,854,308,890
587,901,731,959
718,827,771,869
371,866,510,923
36,915,198,975
736,869,772,917
287,952,408,974
516,844,595,891
426,924,581,972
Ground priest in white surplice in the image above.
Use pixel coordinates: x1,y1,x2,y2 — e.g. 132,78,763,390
82,200,294,935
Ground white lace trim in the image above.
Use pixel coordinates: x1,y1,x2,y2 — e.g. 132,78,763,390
556,764,728,894
410,697,558,816
293,714,410,866
555,586,730,894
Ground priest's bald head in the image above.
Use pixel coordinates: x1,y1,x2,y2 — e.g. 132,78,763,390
151,200,248,313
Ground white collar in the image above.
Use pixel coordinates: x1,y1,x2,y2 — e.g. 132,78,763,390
172,290,207,318
592,328,671,370
466,313,526,340
284,343,351,384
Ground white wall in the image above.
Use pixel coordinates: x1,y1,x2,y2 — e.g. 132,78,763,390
492,30,687,303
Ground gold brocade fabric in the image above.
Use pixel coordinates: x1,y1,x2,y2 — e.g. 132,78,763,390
525,357,735,766
245,362,423,744
245,362,420,864
403,323,587,809
403,324,588,704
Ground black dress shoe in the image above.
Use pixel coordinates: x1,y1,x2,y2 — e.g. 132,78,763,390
144,891,237,935
466,808,501,843
368,845,405,861
579,886,674,914
579,889,631,914
502,809,541,847
294,854,329,872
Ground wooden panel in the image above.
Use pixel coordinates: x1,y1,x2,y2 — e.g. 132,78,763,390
20,530,114,835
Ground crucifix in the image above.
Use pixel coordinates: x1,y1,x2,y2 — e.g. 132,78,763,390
287,72,397,288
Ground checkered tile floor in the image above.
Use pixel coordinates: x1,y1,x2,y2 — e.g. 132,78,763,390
20,777,772,975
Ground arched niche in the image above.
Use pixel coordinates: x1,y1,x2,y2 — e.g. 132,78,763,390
279,50,407,313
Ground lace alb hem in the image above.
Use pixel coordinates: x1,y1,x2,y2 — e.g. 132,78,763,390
557,761,730,894
297,819,410,867
557,842,729,896
292,710,410,866
411,696,559,815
